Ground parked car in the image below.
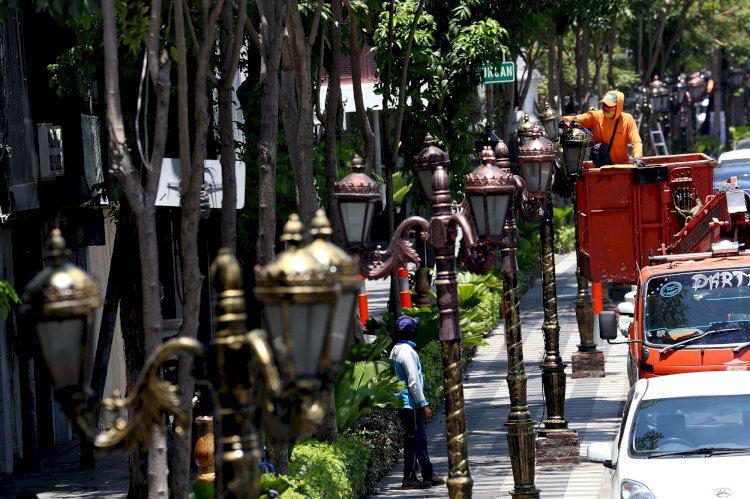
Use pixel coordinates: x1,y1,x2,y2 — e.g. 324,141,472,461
714,149,750,190
587,371,750,499
735,138,750,150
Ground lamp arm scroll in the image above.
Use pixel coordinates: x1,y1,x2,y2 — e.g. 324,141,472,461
94,337,205,451
513,174,544,221
365,216,430,280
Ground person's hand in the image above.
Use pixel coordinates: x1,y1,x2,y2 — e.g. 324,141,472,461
424,405,433,421
635,157,645,168
559,118,570,129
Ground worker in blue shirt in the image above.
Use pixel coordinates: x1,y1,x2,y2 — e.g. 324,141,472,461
390,315,446,489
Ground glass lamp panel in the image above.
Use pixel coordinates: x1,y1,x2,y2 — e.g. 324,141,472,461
362,204,375,245
263,304,291,380
522,162,541,193
563,146,581,176
37,318,86,389
417,169,434,200
582,144,592,164
543,120,558,141
469,195,488,237
330,292,357,368
540,160,553,192
340,201,367,244
289,302,330,378
487,194,509,238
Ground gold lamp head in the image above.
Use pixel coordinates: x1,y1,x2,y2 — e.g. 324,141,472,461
23,229,101,396
254,214,339,382
306,209,359,373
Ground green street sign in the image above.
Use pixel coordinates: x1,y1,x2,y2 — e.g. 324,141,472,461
483,62,515,84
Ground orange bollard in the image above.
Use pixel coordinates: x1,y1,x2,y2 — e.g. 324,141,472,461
592,282,603,315
398,267,412,308
358,275,369,327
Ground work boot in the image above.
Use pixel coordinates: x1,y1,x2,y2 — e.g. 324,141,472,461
423,474,446,486
401,477,432,489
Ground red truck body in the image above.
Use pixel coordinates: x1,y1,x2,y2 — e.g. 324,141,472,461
576,155,750,382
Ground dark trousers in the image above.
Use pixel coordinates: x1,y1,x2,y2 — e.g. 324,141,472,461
398,407,433,479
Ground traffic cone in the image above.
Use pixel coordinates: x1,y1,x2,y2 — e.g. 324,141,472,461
398,267,412,308
592,281,603,341
358,274,369,327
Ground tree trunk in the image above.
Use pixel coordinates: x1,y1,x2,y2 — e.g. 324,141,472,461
323,0,343,254
284,0,323,225
256,0,287,265
343,0,376,174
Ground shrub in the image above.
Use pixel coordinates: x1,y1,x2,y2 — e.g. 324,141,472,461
283,434,369,499
349,408,404,496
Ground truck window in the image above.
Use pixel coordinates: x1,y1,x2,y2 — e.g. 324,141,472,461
644,268,750,346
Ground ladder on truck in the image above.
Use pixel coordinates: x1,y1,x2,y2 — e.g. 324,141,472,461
636,112,669,156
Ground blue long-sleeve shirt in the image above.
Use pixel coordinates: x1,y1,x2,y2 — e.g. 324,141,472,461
390,340,428,409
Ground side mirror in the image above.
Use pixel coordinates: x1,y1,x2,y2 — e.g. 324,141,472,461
586,441,614,469
599,310,618,340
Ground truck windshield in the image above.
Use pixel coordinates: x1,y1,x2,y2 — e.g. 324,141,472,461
644,268,750,346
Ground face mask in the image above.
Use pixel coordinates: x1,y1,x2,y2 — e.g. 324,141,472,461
604,111,615,119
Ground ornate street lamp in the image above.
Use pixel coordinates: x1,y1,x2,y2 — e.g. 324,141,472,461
484,140,542,499
517,131,575,444
559,120,599,356
23,229,103,426
517,113,536,147
537,102,561,143
649,75,671,114
333,155,381,252
559,118,593,179
474,121,501,159
334,135,548,498
24,216,356,499
687,72,706,104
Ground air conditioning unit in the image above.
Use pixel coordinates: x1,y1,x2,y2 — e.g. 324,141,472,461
38,123,65,179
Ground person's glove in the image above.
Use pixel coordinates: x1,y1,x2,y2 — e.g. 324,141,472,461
635,157,645,168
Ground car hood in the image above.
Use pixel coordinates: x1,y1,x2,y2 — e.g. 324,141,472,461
619,453,750,498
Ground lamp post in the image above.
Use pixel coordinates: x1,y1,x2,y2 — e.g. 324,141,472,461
340,135,538,498
24,217,357,499
517,127,573,439
676,74,689,153
559,120,602,376
687,71,706,146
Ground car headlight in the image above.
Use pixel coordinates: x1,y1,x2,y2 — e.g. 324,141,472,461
622,479,656,499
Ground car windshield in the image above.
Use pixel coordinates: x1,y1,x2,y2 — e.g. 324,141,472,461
630,394,750,456
644,268,750,346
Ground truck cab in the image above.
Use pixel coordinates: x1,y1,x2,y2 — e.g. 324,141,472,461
626,256,750,384
576,154,750,384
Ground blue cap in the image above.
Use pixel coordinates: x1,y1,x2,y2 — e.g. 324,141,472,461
395,315,420,334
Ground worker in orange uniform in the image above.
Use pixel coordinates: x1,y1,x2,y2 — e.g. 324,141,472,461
561,89,645,167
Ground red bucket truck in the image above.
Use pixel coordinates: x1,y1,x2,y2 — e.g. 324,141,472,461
576,154,750,384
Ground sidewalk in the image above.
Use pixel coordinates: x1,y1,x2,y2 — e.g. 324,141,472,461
371,252,630,498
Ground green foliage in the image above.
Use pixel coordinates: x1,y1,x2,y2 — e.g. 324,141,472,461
0,280,20,321
696,135,723,158
47,13,101,98
515,218,542,292
284,434,370,499
259,473,308,499
348,408,403,496
730,125,750,144
552,204,576,254
334,359,403,433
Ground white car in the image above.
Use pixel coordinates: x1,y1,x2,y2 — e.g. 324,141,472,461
587,371,750,499
714,149,750,190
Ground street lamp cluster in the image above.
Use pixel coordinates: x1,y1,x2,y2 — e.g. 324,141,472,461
24,109,598,499
24,213,359,498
